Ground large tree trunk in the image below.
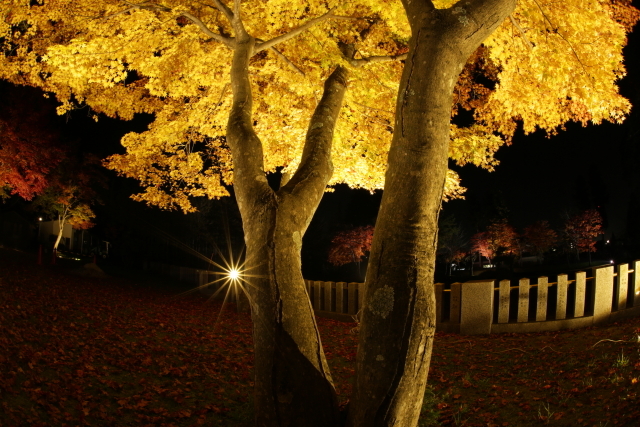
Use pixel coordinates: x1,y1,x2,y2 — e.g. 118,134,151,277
226,35,348,427
347,1,515,426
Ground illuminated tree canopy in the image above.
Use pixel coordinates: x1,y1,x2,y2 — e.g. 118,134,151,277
1,0,635,211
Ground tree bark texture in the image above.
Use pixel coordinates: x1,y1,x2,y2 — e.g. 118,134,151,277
53,210,68,252
347,1,516,426
226,35,349,427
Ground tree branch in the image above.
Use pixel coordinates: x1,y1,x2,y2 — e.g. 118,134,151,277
330,15,371,21
118,1,235,48
281,65,348,206
229,0,249,39
269,47,306,76
349,53,407,67
530,0,590,77
255,8,336,53
210,0,234,23
226,37,272,200
181,10,235,47
509,15,533,51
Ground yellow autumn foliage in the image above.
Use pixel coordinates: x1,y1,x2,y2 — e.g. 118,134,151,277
0,0,635,212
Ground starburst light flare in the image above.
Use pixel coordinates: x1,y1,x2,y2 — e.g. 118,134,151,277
228,268,240,281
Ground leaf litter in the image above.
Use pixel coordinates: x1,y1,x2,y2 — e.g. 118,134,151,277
1,249,638,426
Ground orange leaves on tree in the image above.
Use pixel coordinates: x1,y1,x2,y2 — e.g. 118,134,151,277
522,220,558,257
0,85,64,200
452,45,499,117
327,225,374,267
606,0,640,31
471,232,494,264
563,209,603,255
471,219,519,263
486,220,519,257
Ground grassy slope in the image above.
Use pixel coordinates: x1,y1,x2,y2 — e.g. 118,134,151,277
0,249,638,426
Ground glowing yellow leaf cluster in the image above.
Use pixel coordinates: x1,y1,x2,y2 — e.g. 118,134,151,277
0,0,634,211
481,0,633,136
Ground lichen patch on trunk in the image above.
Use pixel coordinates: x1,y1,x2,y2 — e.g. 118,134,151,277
368,285,394,319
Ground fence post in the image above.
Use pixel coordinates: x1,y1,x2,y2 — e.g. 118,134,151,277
435,283,444,324
536,277,548,321
575,271,586,317
324,282,333,312
312,281,321,311
593,265,614,325
518,278,530,323
556,274,568,320
336,282,345,313
617,264,629,310
460,280,494,335
450,282,462,323
199,270,205,290
347,282,358,315
498,280,510,324
634,260,640,307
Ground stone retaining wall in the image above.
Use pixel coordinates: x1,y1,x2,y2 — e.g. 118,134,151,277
144,260,640,335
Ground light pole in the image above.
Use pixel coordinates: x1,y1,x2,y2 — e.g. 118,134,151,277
37,218,43,265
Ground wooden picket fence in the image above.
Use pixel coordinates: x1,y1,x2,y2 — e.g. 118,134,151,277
144,260,640,334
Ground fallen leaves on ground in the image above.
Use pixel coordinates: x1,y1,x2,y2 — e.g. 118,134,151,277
1,249,639,426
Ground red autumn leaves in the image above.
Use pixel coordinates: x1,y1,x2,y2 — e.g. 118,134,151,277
327,225,374,267
2,249,639,426
470,210,603,264
0,84,64,200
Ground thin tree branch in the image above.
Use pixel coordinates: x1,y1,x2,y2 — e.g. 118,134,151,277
118,1,235,48
349,53,407,67
592,338,635,348
509,15,533,51
181,10,234,46
210,0,234,23
101,5,138,20
530,0,590,77
350,100,394,116
269,47,306,76
330,15,371,20
255,8,336,53
353,108,394,131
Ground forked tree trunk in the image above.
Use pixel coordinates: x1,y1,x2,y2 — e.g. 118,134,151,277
226,35,348,427
348,1,515,426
